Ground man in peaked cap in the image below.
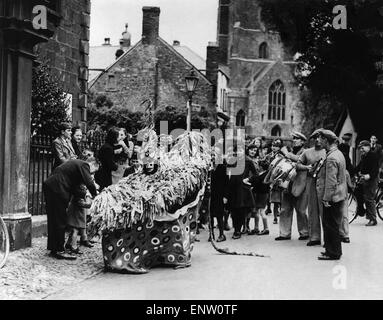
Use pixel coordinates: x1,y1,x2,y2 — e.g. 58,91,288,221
295,129,326,246
354,139,380,226
292,131,307,142
275,131,309,241
315,129,347,260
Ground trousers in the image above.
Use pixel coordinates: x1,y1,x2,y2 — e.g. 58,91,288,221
43,183,69,252
307,177,322,241
279,190,309,238
322,201,344,258
355,178,378,221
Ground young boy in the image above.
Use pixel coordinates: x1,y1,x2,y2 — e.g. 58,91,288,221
65,184,94,254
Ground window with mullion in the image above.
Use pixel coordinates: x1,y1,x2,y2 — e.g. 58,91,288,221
268,80,286,121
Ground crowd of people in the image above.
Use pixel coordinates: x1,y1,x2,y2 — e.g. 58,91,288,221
209,130,383,261
43,121,383,262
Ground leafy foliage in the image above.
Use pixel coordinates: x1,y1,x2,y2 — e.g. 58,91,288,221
31,62,70,137
154,105,216,133
87,96,217,135
260,0,382,137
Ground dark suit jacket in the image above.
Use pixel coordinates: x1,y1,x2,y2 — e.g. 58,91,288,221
224,158,257,210
210,164,229,215
44,159,97,203
95,143,118,189
356,150,380,180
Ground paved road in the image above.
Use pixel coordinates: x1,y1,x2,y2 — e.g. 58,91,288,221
46,215,383,300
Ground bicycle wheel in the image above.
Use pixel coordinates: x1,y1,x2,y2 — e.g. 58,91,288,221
348,192,358,224
376,192,383,221
0,217,10,269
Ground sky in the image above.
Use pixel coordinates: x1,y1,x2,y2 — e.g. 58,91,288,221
89,0,219,59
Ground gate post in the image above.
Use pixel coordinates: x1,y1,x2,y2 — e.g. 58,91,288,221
0,1,57,250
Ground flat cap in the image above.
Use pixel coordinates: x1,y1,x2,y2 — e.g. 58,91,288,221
358,140,371,148
310,128,324,139
292,131,307,141
319,129,338,141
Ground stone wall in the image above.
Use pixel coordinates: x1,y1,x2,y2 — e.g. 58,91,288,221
34,0,91,126
247,62,303,138
90,39,214,114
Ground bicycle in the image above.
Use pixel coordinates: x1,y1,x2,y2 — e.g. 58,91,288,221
0,215,10,268
348,179,383,224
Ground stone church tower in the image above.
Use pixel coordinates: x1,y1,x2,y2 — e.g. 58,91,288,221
211,0,304,139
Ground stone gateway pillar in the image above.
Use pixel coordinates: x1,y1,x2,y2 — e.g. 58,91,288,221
0,0,58,250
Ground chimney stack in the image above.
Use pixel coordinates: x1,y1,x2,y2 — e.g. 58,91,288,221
142,7,160,45
103,38,111,46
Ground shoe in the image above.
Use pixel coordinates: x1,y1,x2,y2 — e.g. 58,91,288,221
80,240,94,248
224,222,230,231
265,208,272,215
232,232,241,240
66,246,84,255
248,229,259,235
50,251,77,260
273,218,278,224
217,235,226,242
341,237,350,243
318,255,340,260
258,230,269,235
275,236,291,241
307,240,321,246
366,220,377,226
298,235,309,240
320,251,328,256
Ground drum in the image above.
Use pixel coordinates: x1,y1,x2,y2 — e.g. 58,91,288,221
265,156,297,189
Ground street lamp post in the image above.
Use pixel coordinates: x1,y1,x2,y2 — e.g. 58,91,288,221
185,69,199,131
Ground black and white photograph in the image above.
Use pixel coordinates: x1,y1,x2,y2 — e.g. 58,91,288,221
1,0,383,305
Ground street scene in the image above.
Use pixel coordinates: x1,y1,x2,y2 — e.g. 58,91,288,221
1,0,383,301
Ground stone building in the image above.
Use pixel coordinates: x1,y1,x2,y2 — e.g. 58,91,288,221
34,0,91,126
206,0,304,139
89,7,214,115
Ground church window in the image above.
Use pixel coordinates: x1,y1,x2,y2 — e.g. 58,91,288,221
271,125,282,137
268,80,286,121
259,42,269,59
236,109,246,127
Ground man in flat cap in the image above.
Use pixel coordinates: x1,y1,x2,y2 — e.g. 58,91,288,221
295,129,326,246
52,122,78,170
275,131,309,241
354,140,380,226
316,130,347,260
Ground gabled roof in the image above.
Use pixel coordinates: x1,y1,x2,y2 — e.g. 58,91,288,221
245,61,275,89
157,38,211,85
172,45,206,72
89,37,212,89
89,40,142,89
89,45,121,83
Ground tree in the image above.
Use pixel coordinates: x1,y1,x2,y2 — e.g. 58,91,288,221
260,0,382,137
153,105,216,133
31,61,70,137
87,94,145,134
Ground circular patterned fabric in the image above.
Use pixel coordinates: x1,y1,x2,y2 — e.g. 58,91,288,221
101,202,200,274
